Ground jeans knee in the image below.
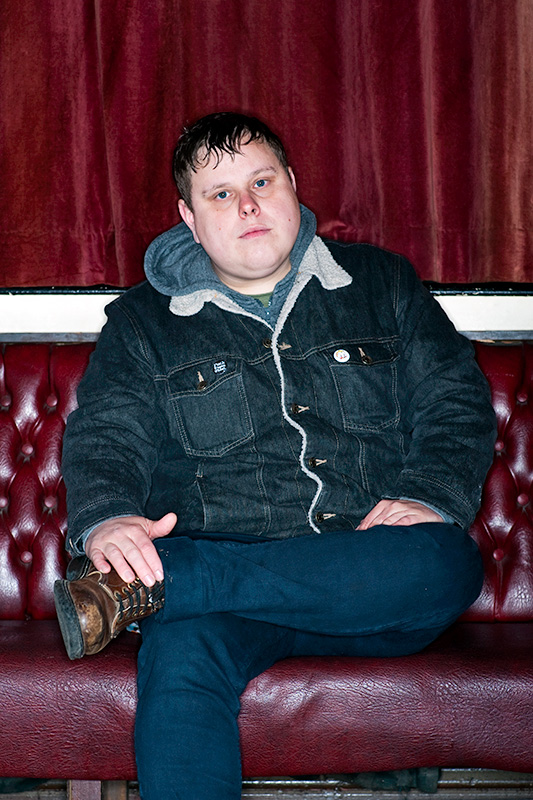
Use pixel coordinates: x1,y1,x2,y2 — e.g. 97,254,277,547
411,524,484,622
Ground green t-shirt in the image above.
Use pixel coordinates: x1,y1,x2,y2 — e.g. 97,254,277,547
253,292,273,308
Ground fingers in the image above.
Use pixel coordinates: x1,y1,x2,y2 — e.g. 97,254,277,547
357,499,444,530
357,499,390,530
85,514,172,585
149,512,177,539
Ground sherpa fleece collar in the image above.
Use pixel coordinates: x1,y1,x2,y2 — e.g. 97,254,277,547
143,203,352,319
168,235,353,319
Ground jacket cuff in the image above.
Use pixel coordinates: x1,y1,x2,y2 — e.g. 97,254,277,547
392,469,477,528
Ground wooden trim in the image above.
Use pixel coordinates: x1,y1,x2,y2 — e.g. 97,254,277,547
102,782,128,800
67,781,101,800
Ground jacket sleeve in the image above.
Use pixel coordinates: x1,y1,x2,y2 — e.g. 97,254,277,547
62,300,165,555
388,255,497,528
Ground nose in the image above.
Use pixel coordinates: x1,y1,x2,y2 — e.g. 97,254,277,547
239,192,259,218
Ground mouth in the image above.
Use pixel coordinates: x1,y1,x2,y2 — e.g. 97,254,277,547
239,226,270,239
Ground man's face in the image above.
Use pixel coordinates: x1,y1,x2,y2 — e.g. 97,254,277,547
178,140,301,294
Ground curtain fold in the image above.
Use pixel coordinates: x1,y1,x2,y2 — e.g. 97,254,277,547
1,0,531,287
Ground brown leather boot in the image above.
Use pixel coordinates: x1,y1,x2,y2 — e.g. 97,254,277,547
54,556,164,660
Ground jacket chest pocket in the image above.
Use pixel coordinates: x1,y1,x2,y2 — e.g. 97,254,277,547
329,340,400,432
167,359,254,456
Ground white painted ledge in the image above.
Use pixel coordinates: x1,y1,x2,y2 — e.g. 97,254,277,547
0,291,531,340
0,293,119,337
435,294,533,339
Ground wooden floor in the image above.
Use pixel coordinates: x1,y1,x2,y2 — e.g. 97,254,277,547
2,771,533,800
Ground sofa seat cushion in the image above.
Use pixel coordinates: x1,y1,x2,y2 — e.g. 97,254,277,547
0,620,139,780
240,622,533,777
1,620,532,780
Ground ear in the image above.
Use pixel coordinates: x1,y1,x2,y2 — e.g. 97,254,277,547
178,199,201,244
288,167,297,193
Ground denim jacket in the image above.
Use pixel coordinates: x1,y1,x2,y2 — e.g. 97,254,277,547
63,209,496,554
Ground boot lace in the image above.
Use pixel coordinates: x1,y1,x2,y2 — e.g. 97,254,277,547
114,579,164,622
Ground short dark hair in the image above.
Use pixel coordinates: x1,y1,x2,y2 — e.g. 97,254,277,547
173,112,290,208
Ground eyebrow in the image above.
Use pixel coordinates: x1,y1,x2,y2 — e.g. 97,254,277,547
201,165,279,198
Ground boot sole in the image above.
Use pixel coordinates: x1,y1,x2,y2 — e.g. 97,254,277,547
54,580,86,660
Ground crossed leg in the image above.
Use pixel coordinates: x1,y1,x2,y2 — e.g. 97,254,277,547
135,523,483,798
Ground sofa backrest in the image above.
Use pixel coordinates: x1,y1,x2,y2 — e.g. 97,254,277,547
466,342,533,621
0,341,532,622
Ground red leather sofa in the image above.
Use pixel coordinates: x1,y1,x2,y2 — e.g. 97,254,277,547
1,341,532,796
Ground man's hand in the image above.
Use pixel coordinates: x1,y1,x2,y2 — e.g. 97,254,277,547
85,513,177,586
357,499,444,530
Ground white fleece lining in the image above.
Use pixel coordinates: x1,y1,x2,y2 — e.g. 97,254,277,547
168,236,353,534
266,237,352,533
270,270,323,534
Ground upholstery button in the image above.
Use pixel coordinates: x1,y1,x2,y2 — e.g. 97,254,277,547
494,440,505,452
0,496,8,509
20,551,33,564
0,394,11,409
46,393,58,408
517,493,529,507
44,495,57,509
21,443,34,456
493,548,505,561
516,391,528,404
262,338,272,348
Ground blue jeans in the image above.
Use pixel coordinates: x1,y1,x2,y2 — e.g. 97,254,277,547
135,524,483,799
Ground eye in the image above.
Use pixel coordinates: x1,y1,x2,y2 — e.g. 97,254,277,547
254,178,268,189
215,190,229,200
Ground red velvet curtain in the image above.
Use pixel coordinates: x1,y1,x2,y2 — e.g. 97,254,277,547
1,0,531,287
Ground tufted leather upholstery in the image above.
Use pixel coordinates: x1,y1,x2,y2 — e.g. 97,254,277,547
0,344,93,620
467,343,533,621
0,341,532,780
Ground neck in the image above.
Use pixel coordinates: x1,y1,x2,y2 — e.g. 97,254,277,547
213,262,291,295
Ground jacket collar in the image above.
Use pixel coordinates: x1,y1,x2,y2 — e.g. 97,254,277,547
168,234,352,319
143,204,352,318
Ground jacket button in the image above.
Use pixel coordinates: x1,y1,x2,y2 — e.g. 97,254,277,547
291,403,310,415
358,347,373,365
315,511,336,523
262,338,272,348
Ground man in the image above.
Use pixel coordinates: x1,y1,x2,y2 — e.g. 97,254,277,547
55,112,496,799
